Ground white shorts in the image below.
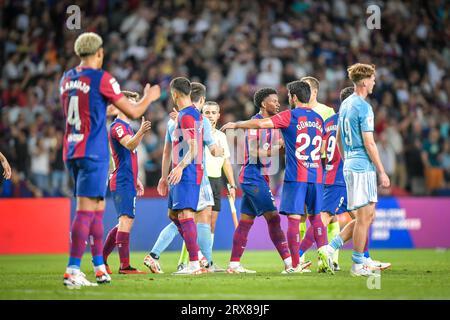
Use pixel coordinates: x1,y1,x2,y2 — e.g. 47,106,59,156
343,170,378,211
197,176,215,212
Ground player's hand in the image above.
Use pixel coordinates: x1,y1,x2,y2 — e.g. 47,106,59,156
168,165,183,185
138,117,152,134
137,179,145,197
278,138,285,149
220,122,237,132
144,83,161,101
379,172,390,188
169,108,178,121
215,146,224,157
157,177,168,196
1,158,11,180
228,186,236,201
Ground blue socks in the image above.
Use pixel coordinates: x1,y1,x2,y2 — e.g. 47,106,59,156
329,235,344,251
92,255,104,267
68,257,81,269
197,223,212,263
364,250,370,258
151,222,179,257
352,251,365,264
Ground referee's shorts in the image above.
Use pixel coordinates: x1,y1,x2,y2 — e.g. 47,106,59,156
208,176,222,212
344,170,378,211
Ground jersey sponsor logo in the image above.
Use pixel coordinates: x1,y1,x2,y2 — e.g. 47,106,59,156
60,80,90,94
67,133,84,142
110,78,121,95
301,162,319,169
325,164,334,171
296,120,323,132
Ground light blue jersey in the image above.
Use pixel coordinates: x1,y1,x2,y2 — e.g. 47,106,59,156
338,93,376,173
165,117,215,179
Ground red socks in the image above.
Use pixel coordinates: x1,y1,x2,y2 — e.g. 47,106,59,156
103,225,118,264
287,217,300,267
266,215,290,260
230,219,254,262
116,231,130,269
179,218,199,261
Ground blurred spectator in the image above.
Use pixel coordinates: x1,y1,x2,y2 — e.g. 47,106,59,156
0,0,449,196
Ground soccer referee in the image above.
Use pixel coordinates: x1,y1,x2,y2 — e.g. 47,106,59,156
203,101,237,250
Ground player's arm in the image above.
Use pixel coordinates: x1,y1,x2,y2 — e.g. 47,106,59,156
336,124,345,160
0,152,11,179
362,131,390,188
222,158,236,200
221,134,236,200
248,137,282,158
113,84,160,119
168,115,199,185
220,118,274,131
157,132,172,196
118,117,152,151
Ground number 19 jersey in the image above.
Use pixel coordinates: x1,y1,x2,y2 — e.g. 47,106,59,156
338,93,376,173
271,107,325,183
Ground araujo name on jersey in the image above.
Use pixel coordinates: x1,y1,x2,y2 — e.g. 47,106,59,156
325,124,337,133
60,80,90,94
297,120,322,132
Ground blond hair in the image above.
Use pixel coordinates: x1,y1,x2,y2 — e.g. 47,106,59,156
300,76,320,91
74,32,103,58
347,63,376,84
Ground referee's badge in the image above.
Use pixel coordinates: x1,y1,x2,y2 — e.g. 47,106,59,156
263,143,270,150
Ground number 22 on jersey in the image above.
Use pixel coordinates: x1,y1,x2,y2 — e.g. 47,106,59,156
295,133,322,161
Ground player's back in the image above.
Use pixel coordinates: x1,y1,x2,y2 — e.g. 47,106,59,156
272,107,325,183
313,102,335,122
60,66,123,162
338,93,375,173
239,113,272,185
109,119,138,193
172,106,204,185
323,113,345,186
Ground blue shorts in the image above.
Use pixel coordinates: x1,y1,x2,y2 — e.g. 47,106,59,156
65,158,109,198
322,184,347,215
240,181,277,217
168,183,200,211
279,181,323,215
112,190,137,219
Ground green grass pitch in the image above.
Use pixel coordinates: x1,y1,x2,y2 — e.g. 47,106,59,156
1,249,449,300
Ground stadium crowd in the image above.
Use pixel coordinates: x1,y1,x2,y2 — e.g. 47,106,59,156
0,0,449,197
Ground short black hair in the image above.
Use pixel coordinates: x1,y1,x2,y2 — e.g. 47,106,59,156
170,77,191,96
287,80,310,104
190,82,206,103
253,87,277,109
340,86,354,102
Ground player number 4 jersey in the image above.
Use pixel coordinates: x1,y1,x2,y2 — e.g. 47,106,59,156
59,67,124,162
271,107,325,183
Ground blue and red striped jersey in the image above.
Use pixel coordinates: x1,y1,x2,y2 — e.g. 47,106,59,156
172,106,204,185
109,119,138,193
239,113,272,185
323,114,345,186
60,66,124,162
271,107,325,183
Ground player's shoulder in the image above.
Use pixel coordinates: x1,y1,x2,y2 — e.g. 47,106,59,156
314,103,335,120
110,118,127,129
325,113,339,125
